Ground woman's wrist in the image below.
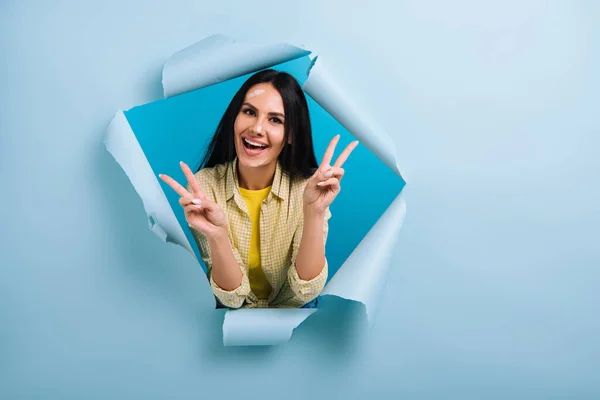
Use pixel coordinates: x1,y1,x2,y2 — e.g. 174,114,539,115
205,225,229,243
303,204,327,219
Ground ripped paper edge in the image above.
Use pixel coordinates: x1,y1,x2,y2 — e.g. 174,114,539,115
105,35,407,346
103,110,195,256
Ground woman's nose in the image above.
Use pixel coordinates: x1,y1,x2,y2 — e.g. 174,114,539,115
251,119,266,135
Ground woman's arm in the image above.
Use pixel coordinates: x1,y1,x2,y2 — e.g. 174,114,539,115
162,161,250,309
206,228,243,290
193,223,251,309
284,135,358,306
281,206,330,307
182,173,250,309
294,206,327,280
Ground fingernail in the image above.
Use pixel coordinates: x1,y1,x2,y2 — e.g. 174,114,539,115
194,204,202,209
317,181,325,186
324,170,333,178
192,198,202,205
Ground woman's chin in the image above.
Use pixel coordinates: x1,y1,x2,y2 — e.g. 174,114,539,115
238,156,272,169
236,144,279,169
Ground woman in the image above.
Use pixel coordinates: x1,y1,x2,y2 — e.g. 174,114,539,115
159,69,357,309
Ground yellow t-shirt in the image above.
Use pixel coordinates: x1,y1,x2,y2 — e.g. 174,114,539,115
238,185,273,300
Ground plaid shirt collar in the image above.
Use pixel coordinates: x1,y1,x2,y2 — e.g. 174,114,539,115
224,157,289,203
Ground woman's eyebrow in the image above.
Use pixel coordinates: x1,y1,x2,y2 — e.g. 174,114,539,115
242,102,285,118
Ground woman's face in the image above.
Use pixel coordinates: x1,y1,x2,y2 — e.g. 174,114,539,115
233,83,288,170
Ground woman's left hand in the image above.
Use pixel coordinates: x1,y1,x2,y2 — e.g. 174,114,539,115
303,135,359,214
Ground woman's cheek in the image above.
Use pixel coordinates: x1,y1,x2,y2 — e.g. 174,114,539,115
234,114,249,131
274,127,286,146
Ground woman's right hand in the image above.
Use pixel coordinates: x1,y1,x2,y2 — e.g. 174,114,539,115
159,161,228,238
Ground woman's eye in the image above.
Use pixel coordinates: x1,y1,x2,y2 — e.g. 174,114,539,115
270,117,283,124
243,109,255,116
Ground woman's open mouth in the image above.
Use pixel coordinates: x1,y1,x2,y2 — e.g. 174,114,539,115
242,137,269,156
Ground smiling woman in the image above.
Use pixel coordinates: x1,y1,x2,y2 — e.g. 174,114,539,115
159,70,358,309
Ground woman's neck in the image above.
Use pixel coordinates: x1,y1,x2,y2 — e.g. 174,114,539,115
237,162,276,190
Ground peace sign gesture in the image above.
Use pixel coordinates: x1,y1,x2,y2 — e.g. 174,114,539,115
159,162,228,238
304,135,359,214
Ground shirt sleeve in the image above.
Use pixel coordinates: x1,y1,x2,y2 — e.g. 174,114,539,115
186,179,251,309
195,229,251,309
286,207,331,305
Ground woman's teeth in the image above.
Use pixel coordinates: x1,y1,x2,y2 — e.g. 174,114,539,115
243,138,268,149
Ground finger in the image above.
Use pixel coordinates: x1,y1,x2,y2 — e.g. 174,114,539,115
198,196,221,213
184,205,208,227
320,167,344,181
316,177,340,188
179,196,202,207
319,135,340,169
183,204,204,214
180,161,205,196
159,173,189,198
333,141,359,168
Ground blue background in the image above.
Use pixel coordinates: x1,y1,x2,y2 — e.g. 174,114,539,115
1,1,598,398
124,54,404,279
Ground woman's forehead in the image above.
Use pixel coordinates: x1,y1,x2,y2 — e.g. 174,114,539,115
247,88,265,98
244,84,284,112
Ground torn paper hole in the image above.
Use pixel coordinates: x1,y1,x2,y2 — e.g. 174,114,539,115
104,34,406,346
104,110,193,254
